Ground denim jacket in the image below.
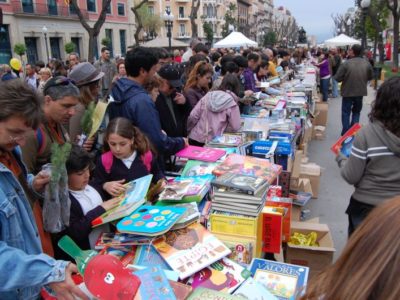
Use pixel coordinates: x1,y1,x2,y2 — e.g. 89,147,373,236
0,147,68,300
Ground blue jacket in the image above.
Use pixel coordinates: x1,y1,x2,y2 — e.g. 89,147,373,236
110,78,185,155
0,147,68,300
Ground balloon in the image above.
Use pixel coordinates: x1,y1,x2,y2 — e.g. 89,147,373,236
9,58,22,71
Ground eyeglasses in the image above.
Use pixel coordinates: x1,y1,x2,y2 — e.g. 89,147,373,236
43,77,76,94
9,134,26,143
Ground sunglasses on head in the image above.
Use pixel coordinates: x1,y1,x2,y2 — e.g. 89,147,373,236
43,77,76,94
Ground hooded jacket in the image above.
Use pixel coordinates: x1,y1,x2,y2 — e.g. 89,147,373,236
187,90,241,143
337,121,400,206
109,78,184,155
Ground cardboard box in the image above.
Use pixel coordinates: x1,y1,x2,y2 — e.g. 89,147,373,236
300,163,321,199
286,221,335,278
313,125,326,140
291,205,301,222
315,102,328,126
291,150,303,179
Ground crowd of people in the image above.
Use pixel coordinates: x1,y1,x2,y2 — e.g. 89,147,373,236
0,38,398,299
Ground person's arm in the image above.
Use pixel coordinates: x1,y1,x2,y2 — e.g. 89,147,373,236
184,88,200,109
225,105,242,132
187,97,204,132
21,130,39,174
334,62,346,82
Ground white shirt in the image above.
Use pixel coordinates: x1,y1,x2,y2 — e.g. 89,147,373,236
182,49,193,63
121,151,137,169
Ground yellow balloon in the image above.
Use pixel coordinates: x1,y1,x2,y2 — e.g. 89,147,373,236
9,58,22,71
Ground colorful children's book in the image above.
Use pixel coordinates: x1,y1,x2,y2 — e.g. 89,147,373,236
212,154,282,184
176,146,226,162
249,259,309,300
153,223,231,280
233,277,277,300
261,207,283,254
134,266,176,300
95,232,152,250
158,180,193,201
208,134,243,147
133,245,172,271
214,234,255,267
186,288,242,300
187,257,251,294
117,205,187,236
99,245,137,267
91,175,153,227
212,172,268,195
176,175,213,196
331,123,362,157
265,197,292,242
155,202,200,230
169,281,192,300
181,160,219,177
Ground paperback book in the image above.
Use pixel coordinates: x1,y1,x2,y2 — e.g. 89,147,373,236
134,266,176,300
176,146,226,162
331,123,362,157
133,245,172,271
233,277,277,300
208,134,243,147
181,160,219,177
153,223,231,280
214,234,255,266
158,180,193,201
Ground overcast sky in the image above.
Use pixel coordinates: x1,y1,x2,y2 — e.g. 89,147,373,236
274,0,356,43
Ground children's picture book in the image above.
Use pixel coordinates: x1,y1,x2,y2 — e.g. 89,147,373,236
91,175,153,227
181,160,219,177
117,205,187,236
99,245,137,267
134,245,172,271
186,288,242,300
249,259,309,300
212,172,268,195
176,175,213,196
187,257,251,294
134,266,176,300
176,146,226,162
153,223,231,280
158,180,193,201
95,232,152,250
233,277,277,300
331,123,362,157
208,134,243,147
155,202,200,230
212,154,282,184
169,281,192,300
214,234,255,267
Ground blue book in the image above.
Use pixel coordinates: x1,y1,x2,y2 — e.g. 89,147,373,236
135,266,176,300
249,259,309,300
134,245,172,270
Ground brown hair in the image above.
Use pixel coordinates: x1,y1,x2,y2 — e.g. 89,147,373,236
103,117,153,155
78,83,98,107
184,61,213,92
300,196,400,300
143,74,162,94
0,79,43,129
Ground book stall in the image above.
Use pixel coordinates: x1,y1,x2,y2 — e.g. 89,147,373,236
46,65,336,300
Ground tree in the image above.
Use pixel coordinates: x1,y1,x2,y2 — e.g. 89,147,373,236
70,0,112,63
13,43,26,59
263,31,276,48
384,0,399,72
64,42,76,55
203,22,214,44
141,4,162,40
101,37,111,48
221,3,237,38
190,0,201,38
131,0,149,46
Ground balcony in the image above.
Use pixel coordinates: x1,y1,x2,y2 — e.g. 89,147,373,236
216,0,223,5
10,1,88,19
175,0,190,2
176,32,191,39
204,16,217,22
177,14,190,21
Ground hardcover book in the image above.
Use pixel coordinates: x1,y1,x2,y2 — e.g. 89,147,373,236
158,180,193,201
95,232,151,250
233,277,277,300
249,259,309,300
91,175,153,227
176,146,226,162
134,266,176,300
153,223,231,280
134,245,172,271
181,160,219,177
331,123,362,157
214,234,256,266
98,245,137,267
212,172,268,195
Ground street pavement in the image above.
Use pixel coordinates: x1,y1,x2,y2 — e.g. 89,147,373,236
306,86,376,260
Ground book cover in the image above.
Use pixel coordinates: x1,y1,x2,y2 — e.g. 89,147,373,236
186,288,242,300
152,223,231,280
181,160,219,177
212,154,282,184
158,180,193,201
208,134,243,147
117,205,187,236
212,172,268,195
134,266,176,300
95,232,151,250
265,197,292,242
210,202,264,217
169,281,192,300
134,245,172,271
249,259,309,300
213,187,267,203
98,245,137,267
233,277,277,300
209,212,260,238
331,123,362,157
261,207,283,254
176,146,226,162
155,201,200,230
176,175,213,196
213,234,255,266
187,257,251,294
91,175,153,227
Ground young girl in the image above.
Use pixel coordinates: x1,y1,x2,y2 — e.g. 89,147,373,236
55,145,120,259
184,61,214,109
91,117,165,200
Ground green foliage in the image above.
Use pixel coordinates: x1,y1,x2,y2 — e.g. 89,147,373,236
50,142,72,184
203,22,214,44
81,102,96,136
64,42,76,54
101,37,111,47
13,43,26,56
138,4,162,34
263,31,277,48
222,3,237,38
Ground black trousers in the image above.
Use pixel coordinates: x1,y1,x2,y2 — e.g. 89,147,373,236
346,196,375,237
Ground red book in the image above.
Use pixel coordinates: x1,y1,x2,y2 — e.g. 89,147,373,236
331,123,362,157
265,197,292,242
176,145,226,162
261,207,283,254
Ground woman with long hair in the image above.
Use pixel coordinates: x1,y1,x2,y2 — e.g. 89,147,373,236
300,196,400,300
184,60,213,109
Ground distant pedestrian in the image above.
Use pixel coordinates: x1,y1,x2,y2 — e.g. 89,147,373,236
334,44,373,135
329,48,341,98
94,47,117,97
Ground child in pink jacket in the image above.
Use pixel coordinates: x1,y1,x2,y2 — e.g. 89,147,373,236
187,74,241,146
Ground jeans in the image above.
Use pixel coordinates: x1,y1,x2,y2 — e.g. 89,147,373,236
346,197,374,237
341,96,363,135
320,78,330,102
331,78,339,98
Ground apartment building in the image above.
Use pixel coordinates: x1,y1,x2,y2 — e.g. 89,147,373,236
0,0,135,64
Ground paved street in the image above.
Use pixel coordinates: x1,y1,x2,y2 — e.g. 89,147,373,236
307,86,376,259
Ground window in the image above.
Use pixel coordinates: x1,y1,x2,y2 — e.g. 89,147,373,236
0,25,12,64
86,0,96,12
22,0,34,13
105,29,113,57
148,6,154,16
71,37,81,57
179,7,184,18
117,3,125,16
179,24,185,36
47,0,57,15
119,30,126,56
106,2,111,14
50,37,61,59
24,37,38,65
69,3,77,15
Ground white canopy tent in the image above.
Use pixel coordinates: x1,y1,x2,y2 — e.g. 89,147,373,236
142,37,189,48
324,34,361,47
214,31,258,48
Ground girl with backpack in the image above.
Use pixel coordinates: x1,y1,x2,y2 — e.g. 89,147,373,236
91,117,165,200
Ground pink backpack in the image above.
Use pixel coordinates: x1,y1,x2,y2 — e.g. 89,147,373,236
101,150,153,174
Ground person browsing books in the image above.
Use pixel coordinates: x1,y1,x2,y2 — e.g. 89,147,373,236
54,145,120,260
91,117,165,200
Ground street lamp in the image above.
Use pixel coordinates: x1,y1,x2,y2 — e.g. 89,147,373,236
142,31,148,44
361,0,371,50
42,25,50,64
163,7,174,51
